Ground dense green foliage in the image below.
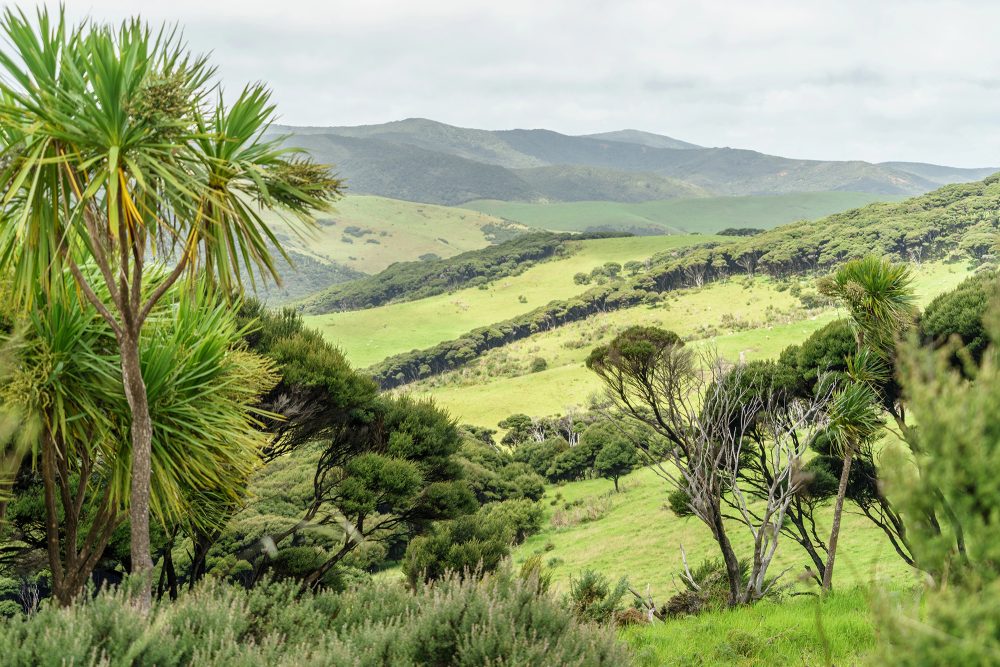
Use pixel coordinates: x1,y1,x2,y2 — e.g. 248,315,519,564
401,499,544,586
875,300,1000,663
0,572,628,666
920,269,999,364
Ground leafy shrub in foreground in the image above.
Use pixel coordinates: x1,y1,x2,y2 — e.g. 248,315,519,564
0,572,629,666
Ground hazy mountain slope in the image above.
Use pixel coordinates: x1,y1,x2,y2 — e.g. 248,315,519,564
495,130,938,195
287,133,539,204
273,119,982,202
510,165,709,202
583,129,702,150
275,118,544,168
879,161,997,186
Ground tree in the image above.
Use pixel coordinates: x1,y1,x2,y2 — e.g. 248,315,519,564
816,255,916,591
249,396,476,588
0,277,276,604
401,512,511,587
624,260,643,276
0,9,342,603
920,269,999,368
594,439,639,492
587,326,828,605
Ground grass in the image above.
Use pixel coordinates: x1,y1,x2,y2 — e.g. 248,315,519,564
512,465,916,599
306,234,721,368
413,261,971,428
267,195,519,274
462,192,906,234
623,587,877,666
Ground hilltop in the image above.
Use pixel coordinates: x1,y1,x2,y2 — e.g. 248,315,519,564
270,118,994,205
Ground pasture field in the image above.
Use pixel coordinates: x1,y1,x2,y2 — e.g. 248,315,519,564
623,587,877,666
306,234,722,368
413,261,970,428
462,192,904,234
268,195,519,273
512,465,915,598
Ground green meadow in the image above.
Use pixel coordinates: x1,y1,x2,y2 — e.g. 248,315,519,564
306,234,721,368
269,195,517,273
462,192,904,234
410,261,969,428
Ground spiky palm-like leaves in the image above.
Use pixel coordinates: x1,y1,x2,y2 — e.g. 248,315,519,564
818,255,917,357
0,273,276,603
818,256,914,590
0,7,342,601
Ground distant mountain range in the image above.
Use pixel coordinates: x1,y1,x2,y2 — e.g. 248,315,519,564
270,118,996,206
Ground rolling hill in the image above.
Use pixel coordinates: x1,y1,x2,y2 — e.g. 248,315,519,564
265,195,525,275
269,118,994,205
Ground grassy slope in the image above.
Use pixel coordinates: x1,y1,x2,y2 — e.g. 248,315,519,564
268,195,517,274
414,262,970,428
463,192,905,234
624,588,876,666
513,464,917,599
306,234,720,368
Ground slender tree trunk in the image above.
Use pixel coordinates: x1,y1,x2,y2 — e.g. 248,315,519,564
709,503,743,605
120,332,154,608
40,431,67,604
822,447,854,592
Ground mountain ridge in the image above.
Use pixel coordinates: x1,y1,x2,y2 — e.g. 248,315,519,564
268,119,996,205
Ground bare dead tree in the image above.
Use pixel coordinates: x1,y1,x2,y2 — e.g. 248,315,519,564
588,329,747,605
587,327,830,605
723,389,830,601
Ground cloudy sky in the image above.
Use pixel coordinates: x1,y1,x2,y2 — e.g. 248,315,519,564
53,0,1000,166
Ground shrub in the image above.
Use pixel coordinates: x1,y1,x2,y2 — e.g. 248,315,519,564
0,572,629,666
402,513,512,586
476,499,544,544
568,569,630,624
664,559,751,618
529,356,548,373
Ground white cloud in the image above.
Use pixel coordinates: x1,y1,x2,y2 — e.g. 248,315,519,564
46,0,1000,165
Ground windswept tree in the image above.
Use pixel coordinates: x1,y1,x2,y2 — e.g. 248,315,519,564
587,327,828,605
0,9,342,603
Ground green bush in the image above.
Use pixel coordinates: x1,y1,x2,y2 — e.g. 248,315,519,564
476,499,544,544
402,513,512,586
568,569,631,624
0,572,629,666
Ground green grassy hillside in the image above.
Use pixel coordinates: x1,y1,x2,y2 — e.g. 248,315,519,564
463,192,905,234
267,195,522,274
306,234,718,368
410,262,970,428
511,466,915,597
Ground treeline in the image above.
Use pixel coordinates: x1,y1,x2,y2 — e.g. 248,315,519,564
367,175,1000,387
300,231,630,313
370,280,660,387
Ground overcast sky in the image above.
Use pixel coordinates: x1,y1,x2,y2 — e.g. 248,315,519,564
51,0,1000,166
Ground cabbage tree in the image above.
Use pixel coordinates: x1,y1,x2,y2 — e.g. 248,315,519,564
0,8,341,604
